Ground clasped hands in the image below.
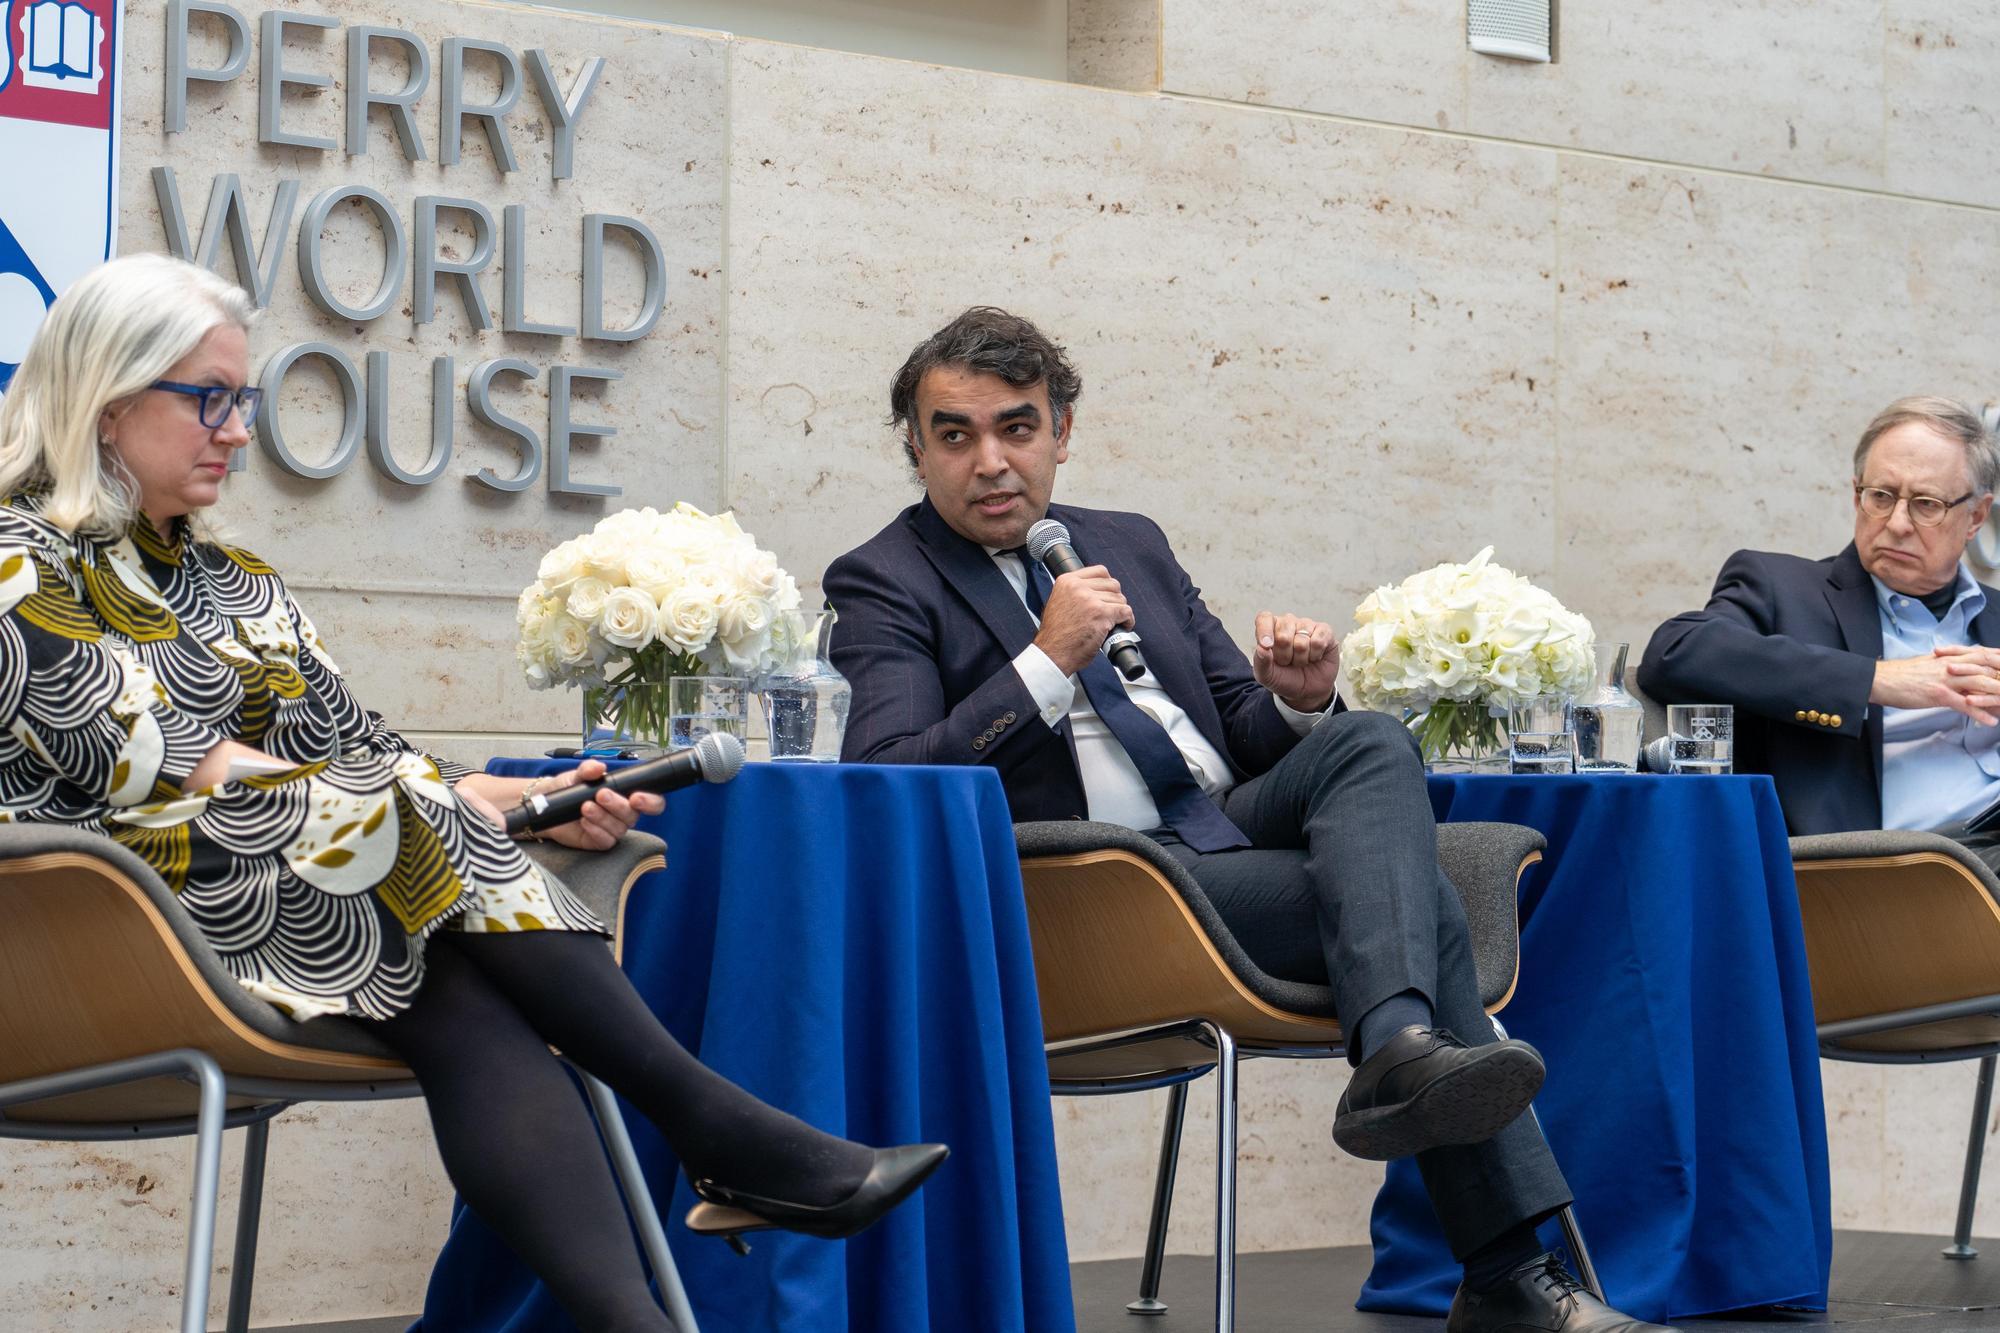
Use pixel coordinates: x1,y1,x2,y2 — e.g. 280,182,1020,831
1871,644,2000,726
1030,566,1339,713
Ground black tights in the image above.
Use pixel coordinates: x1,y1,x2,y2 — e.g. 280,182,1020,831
366,929,872,1333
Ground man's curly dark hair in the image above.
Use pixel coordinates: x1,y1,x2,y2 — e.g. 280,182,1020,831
888,307,1083,469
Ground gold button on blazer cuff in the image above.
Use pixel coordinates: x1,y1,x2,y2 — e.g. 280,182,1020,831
1807,710,1822,723
1794,710,1807,722
1829,714,1843,727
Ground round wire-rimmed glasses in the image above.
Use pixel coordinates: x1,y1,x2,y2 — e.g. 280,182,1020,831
1853,483,1976,528
150,380,263,429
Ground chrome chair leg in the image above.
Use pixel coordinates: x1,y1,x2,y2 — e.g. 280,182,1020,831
1555,1204,1603,1300
1946,1054,1996,1260
1128,1081,1189,1316
0,1049,232,1333
1203,1022,1239,1333
182,1052,229,1333
1490,1016,1606,1300
583,1074,700,1333
224,1117,272,1333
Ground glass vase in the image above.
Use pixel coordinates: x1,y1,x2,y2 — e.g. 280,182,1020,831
1572,642,1644,773
1409,699,1509,773
583,675,749,755
583,678,672,756
758,609,853,763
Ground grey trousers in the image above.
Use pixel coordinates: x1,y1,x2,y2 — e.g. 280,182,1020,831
1151,709,1572,1259
1934,819,2000,873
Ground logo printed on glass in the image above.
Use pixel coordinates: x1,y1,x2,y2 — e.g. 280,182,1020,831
0,0,121,393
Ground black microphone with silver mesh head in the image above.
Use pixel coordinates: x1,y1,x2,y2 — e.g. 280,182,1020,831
1025,518,1147,681
504,732,746,835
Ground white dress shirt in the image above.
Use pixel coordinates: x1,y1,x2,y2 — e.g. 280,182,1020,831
989,549,1328,832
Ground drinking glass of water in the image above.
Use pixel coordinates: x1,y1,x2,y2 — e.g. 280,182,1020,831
1667,703,1734,774
1507,696,1575,775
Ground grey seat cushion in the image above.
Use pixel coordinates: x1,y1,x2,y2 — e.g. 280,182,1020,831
517,838,667,928
1791,827,2000,900
1014,820,1543,1018
0,823,665,1061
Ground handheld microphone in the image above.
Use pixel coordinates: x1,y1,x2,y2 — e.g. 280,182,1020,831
1641,737,1677,774
1025,518,1147,681
504,732,746,835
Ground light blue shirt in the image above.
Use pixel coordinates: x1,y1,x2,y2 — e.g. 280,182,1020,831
1874,564,2000,831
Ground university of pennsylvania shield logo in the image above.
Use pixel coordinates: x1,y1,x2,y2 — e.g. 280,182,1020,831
0,0,123,392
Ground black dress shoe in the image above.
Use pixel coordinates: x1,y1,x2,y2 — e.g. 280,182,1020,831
1333,1025,1544,1160
684,1142,949,1250
1448,1253,1676,1333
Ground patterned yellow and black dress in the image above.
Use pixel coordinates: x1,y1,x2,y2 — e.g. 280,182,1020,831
0,491,604,1020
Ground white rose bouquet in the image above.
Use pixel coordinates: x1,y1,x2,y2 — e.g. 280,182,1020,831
516,503,803,742
1340,546,1595,764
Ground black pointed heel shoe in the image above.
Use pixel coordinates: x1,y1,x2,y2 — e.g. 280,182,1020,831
684,1142,949,1253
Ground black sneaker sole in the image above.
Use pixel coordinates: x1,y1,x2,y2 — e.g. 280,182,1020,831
1332,1043,1546,1161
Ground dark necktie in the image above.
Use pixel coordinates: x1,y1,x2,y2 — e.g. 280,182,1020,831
1014,552,1249,852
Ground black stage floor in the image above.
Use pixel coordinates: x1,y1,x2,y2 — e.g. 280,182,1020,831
263,1231,2000,1332
1069,1232,2000,1332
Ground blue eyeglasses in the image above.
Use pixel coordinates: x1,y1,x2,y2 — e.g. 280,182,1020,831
150,380,263,429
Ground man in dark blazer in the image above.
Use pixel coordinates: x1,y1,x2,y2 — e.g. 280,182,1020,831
827,307,1666,1333
1642,397,2000,849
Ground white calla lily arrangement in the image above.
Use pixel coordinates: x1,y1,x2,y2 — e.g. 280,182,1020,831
1340,547,1595,764
516,504,803,738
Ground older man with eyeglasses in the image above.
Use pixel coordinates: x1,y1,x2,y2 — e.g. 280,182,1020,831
1641,396,2000,856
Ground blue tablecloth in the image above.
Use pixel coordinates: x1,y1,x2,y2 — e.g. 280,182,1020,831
414,761,1077,1333
1361,774,1831,1321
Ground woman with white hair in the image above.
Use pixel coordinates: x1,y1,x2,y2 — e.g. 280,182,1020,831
0,254,943,1331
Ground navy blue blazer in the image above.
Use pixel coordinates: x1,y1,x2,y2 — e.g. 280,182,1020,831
824,498,1319,823
1639,544,2000,836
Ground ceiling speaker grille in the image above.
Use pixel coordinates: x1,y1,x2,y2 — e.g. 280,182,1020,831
1468,0,1551,62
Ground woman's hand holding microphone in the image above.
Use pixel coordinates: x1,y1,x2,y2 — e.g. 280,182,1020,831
456,760,667,851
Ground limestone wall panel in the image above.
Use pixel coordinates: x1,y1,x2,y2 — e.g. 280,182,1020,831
1549,154,2000,651
1463,2,1885,189
0,1103,450,1330
1055,1062,1382,1259
1161,0,1466,130
725,41,1561,637
1885,4,2000,208
1070,0,1160,91
1153,0,2000,205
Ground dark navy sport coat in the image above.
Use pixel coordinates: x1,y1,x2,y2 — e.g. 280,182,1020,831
1640,543,2000,835
825,497,1326,823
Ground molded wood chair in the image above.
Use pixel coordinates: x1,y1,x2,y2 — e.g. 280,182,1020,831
1015,818,1598,1332
0,823,701,1333
1625,664,2000,1260
1791,833,2000,1259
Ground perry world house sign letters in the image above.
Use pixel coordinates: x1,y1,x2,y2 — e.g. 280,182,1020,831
157,0,668,499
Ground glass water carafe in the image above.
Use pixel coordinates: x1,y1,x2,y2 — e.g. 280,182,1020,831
759,609,852,762
1572,641,1643,773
